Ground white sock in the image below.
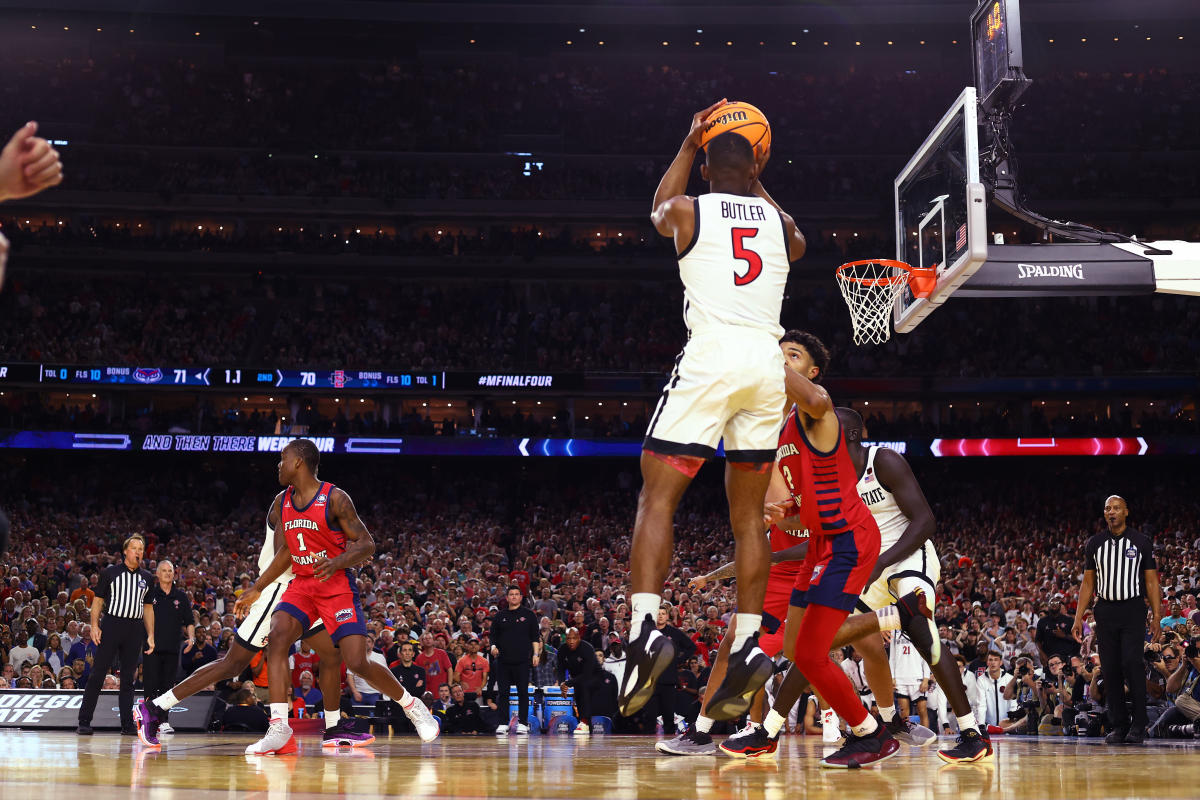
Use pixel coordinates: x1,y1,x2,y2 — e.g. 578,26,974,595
630,593,660,640
399,691,417,709
731,614,762,650
851,714,879,737
878,705,896,722
694,715,715,733
957,712,979,733
324,709,341,730
875,605,901,631
153,691,178,711
763,709,787,738
270,703,289,723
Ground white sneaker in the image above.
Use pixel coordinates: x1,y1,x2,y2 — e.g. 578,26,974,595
245,719,298,755
158,722,174,736
574,722,591,736
515,723,530,735
401,699,440,743
495,724,509,735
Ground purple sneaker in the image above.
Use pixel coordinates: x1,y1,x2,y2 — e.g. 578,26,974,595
133,699,162,747
322,721,376,748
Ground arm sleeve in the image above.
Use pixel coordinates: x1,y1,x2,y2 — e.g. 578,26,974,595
1084,538,1097,572
529,615,540,642
93,569,113,603
1141,536,1157,570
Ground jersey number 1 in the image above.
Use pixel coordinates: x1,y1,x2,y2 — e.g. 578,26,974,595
731,227,762,286
296,532,307,551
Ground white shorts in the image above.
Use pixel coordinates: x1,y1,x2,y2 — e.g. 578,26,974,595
857,540,941,612
234,581,325,651
644,328,785,461
894,681,927,702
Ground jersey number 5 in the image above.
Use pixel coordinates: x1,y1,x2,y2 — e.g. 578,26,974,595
731,228,762,286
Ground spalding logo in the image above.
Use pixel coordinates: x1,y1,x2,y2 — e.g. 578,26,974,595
133,368,164,384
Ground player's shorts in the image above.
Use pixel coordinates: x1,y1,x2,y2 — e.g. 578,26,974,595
757,567,799,657
643,327,785,462
234,580,326,651
855,540,941,613
789,526,880,612
894,681,927,702
277,573,367,644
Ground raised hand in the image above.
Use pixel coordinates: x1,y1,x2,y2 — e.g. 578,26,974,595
0,122,64,202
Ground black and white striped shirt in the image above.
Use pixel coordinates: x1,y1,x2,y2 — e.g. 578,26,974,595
95,563,154,620
1085,528,1156,602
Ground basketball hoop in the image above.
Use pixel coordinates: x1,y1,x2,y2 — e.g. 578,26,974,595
835,260,936,346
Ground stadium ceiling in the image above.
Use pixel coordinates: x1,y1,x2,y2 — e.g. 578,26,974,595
0,0,1195,26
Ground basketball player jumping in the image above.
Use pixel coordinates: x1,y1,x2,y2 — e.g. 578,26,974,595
722,405,992,763
133,515,367,748
234,440,439,754
622,100,807,723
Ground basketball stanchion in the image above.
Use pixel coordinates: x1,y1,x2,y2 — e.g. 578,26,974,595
835,260,936,346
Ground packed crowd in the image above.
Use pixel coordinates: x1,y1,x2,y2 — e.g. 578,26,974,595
1,456,1197,736
2,270,1198,379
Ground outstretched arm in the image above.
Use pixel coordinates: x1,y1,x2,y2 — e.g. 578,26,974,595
784,371,832,420
866,448,936,585
315,488,375,581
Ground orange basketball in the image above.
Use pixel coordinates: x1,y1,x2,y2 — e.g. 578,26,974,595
699,101,771,159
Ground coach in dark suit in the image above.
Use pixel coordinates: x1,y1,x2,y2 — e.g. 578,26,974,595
1072,495,1161,744
78,535,156,735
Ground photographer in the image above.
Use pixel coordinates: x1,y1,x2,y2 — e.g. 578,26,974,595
1001,656,1043,734
1143,641,1174,728
1148,638,1200,738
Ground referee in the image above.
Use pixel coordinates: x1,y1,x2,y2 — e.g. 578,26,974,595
1072,495,1162,744
78,534,156,735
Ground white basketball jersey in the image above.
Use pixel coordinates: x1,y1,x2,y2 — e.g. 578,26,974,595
259,523,294,586
889,631,931,683
855,446,908,550
677,192,790,338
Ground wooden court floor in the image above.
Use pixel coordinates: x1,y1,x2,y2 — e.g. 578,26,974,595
2,729,1198,800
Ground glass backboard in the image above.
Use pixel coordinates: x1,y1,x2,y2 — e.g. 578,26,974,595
894,86,988,333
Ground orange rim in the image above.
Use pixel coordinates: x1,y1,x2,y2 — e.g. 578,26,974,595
836,259,936,298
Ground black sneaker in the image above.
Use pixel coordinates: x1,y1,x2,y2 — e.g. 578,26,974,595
1105,727,1129,744
937,728,993,763
885,715,937,747
1124,726,1146,744
121,725,138,736
820,724,901,769
619,614,676,716
705,633,774,721
77,724,93,736
656,728,718,756
719,724,779,759
895,591,941,666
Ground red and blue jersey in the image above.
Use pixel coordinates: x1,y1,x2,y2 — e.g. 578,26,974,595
775,407,877,541
282,482,345,578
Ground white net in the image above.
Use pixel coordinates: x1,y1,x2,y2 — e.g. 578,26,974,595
835,260,911,346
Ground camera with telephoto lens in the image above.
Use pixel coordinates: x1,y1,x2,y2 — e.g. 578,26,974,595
1145,648,1163,663
1018,665,1031,677
1186,640,1199,660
